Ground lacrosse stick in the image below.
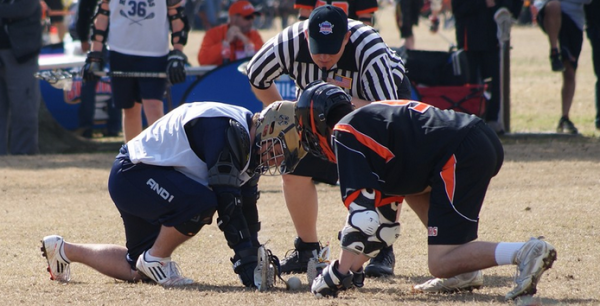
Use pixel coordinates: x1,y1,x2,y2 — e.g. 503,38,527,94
35,66,217,84
495,7,512,133
306,242,331,286
254,245,286,291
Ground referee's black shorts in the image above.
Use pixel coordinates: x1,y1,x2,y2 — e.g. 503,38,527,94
290,154,338,185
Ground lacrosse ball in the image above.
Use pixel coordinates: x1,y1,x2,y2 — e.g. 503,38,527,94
287,276,302,290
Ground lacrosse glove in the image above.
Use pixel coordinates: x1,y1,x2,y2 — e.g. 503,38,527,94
81,51,104,82
166,49,187,84
231,247,258,287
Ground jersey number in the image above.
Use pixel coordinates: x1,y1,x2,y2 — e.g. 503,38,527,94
127,1,147,17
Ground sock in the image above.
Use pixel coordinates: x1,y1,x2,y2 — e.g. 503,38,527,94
59,241,71,263
144,251,170,262
494,242,525,265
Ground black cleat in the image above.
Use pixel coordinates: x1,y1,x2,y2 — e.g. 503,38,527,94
364,245,395,277
280,237,321,274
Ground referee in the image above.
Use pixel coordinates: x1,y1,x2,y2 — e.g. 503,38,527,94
246,5,411,278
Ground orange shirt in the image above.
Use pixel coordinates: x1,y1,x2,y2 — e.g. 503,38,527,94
197,24,264,66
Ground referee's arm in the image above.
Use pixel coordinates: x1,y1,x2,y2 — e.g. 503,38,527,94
250,86,283,106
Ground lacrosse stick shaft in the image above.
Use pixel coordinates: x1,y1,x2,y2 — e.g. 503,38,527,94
94,66,216,78
495,7,512,132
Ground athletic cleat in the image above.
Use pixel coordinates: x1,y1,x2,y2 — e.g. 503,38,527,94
254,245,280,291
556,117,578,134
136,251,194,287
364,245,395,277
413,270,484,293
505,237,557,301
41,235,71,282
280,237,321,274
550,48,565,72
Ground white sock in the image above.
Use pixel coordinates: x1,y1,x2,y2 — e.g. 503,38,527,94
144,251,171,262
495,242,525,265
59,241,71,263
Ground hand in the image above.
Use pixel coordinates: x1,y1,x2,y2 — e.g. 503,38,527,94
231,247,258,287
166,50,187,84
81,51,104,82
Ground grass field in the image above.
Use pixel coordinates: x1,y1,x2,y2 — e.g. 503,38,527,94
2,4,600,306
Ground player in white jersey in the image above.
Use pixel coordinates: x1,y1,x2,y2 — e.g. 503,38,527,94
82,0,190,142
41,101,306,288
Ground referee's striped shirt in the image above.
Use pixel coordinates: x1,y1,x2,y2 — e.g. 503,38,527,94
247,19,408,101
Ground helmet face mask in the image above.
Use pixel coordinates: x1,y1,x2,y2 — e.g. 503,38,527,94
295,81,353,163
254,101,306,175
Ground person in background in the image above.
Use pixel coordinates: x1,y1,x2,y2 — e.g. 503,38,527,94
82,0,189,142
43,0,68,43
75,0,121,138
396,0,424,49
294,0,378,26
0,0,43,155
452,0,523,134
197,0,264,66
534,0,591,134
585,0,600,130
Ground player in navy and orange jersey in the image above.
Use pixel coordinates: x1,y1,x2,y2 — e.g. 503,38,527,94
294,0,378,25
296,81,558,299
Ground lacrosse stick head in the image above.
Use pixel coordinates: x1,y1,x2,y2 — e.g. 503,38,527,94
35,70,75,91
254,245,281,291
494,7,512,43
306,243,331,286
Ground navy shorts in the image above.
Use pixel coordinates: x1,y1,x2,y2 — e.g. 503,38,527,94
108,145,217,269
537,10,584,69
427,122,504,245
108,51,168,109
45,0,65,23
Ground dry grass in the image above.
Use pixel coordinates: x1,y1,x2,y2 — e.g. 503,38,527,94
1,4,600,306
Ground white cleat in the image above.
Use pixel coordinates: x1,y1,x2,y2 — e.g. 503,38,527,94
41,235,71,282
505,237,557,301
413,270,484,293
136,251,194,287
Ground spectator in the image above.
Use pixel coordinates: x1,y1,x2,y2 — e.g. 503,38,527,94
534,0,591,134
41,101,306,288
396,0,424,49
585,0,600,130
452,0,522,134
246,5,411,279
0,0,43,155
198,0,264,66
43,0,67,43
75,0,121,138
294,0,378,26
82,0,190,142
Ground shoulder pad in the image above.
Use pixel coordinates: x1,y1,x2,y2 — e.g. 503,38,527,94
227,119,251,169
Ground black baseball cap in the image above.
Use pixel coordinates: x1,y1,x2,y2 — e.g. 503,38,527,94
308,5,349,54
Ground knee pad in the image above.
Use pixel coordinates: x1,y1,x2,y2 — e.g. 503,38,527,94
174,207,216,236
340,221,401,258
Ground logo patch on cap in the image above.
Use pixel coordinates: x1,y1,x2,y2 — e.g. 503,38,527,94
318,21,334,35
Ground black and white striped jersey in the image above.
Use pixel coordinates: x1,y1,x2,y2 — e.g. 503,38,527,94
247,19,407,101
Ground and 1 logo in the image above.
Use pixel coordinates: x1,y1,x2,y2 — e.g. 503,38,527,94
427,226,438,237
146,178,175,202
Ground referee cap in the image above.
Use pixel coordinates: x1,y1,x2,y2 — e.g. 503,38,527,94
308,5,348,55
